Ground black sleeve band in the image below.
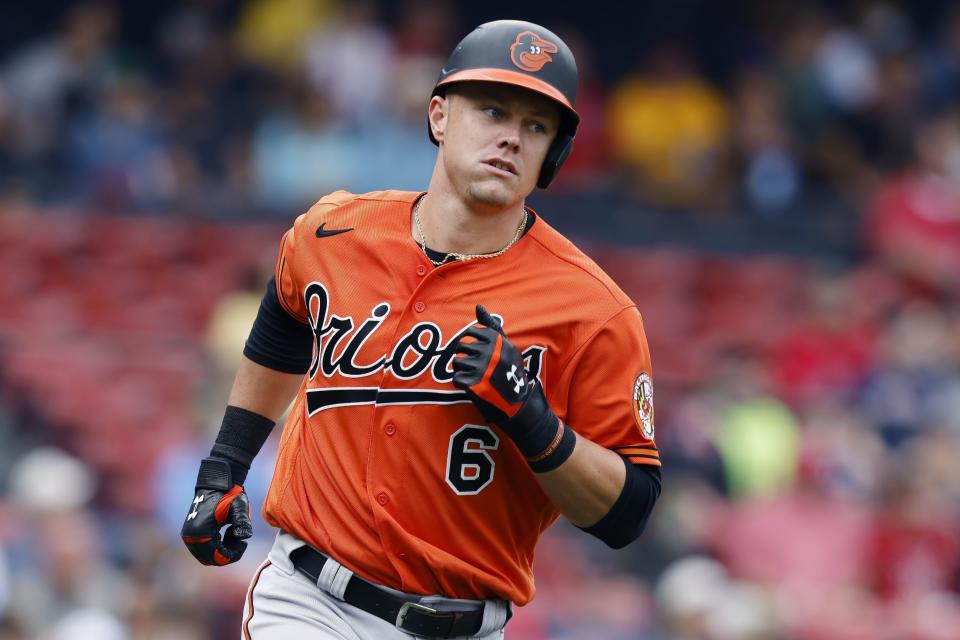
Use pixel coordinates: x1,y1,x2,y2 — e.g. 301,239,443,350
242,277,313,375
209,406,276,486
578,458,662,549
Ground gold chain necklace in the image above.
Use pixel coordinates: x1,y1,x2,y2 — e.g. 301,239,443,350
413,195,528,267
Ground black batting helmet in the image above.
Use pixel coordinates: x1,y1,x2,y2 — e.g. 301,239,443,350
428,20,580,189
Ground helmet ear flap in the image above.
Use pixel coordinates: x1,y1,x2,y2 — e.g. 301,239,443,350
537,132,574,189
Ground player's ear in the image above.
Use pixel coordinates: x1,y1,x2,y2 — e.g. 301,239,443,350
428,94,448,144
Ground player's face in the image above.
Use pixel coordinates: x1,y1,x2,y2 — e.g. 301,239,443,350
435,82,562,209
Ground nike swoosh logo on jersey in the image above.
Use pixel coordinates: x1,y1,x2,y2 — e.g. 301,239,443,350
316,223,353,238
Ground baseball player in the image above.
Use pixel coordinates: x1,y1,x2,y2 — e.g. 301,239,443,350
181,20,661,639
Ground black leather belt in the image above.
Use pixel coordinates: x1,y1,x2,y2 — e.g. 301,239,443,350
289,545,503,638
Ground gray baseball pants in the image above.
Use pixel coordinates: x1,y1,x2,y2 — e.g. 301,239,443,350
241,531,510,639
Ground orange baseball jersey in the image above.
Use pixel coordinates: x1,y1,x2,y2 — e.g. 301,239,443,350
263,189,659,606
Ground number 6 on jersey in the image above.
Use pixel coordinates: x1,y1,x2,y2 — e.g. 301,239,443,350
446,425,500,495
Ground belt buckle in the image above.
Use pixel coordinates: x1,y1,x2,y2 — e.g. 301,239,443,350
396,601,439,628
398,600,462,638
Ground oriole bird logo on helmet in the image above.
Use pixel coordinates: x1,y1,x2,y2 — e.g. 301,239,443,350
509,31,559,72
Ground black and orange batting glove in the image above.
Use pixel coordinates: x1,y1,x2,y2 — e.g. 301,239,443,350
181,457,253,566
453,305,576,472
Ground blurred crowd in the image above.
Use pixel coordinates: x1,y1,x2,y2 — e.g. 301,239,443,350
1,0,960,638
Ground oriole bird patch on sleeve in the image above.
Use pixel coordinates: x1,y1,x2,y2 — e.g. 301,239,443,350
632,373,654,440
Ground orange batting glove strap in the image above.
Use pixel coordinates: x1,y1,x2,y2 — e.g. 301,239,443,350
526,419,576,473
453,305,573,468
181,457,253,566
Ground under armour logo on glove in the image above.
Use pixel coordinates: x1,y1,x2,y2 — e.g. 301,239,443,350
506,365,525,394
187,493,204,520
181,457,253,566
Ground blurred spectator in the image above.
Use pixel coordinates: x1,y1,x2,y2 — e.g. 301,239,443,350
4,448,131,637
45,608,128,640
868,471,960,604
344,2,447,195
0,2,116,198
799,402,887,503
66,72,178,212
392,0,456,59
654,555,779,640
775,7,879,205
7,447,95,513
159,20,268,217
157,0,239,64
814,21,878,113
771,270,875,407
710,349,802,500
252,74,436,208
251,80,356,210
852,5,921,175
233,0,335,72
388,0,455,124
859,300,960,444
865,109,960,293
655,555,730,639
918,6,960,111
730,66,801,213
658,389,727,494
340,115,438,195
776,7,835,141
303,0,391,124
607,42,730,210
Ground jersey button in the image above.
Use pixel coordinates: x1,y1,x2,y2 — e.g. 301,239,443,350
376,492,389,506
384,423,396,436
414,301,426,313
416,264,427,276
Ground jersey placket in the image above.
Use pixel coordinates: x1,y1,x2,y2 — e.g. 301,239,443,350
364,250,450,582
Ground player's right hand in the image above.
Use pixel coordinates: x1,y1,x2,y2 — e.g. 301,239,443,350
452,304,533,424
181,457,253,566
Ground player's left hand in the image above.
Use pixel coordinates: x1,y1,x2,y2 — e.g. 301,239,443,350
452,304,534,424
453,305,566,463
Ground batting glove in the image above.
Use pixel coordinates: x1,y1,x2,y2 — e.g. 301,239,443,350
453,305,572,469
181,457,253,566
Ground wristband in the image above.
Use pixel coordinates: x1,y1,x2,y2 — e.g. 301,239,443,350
498,383,576,472
527,421,576,473
209,406,275,485
499,384,559,457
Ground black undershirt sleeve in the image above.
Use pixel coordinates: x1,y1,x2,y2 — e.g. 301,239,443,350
242,277,313,375
578,458,662,549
